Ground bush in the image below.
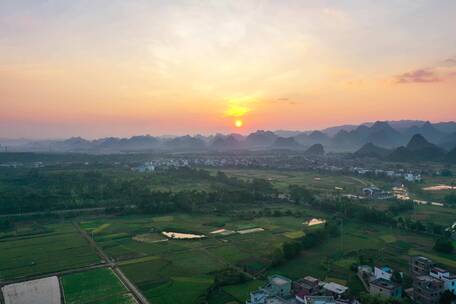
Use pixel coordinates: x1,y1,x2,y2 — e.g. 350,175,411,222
433,237,454,254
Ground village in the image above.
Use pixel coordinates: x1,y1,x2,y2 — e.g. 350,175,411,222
244,255,456,304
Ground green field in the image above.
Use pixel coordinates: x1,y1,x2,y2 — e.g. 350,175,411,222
0,222,100,281
78,211,456,304
216,168,384,193
62,268,136,304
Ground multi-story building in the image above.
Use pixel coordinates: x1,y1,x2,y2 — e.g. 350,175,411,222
294,276,321,301
413,275,444,304
429,267,456,294
369,278,402,298
411,256,433,278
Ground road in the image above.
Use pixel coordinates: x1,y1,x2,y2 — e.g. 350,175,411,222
73,222,150,304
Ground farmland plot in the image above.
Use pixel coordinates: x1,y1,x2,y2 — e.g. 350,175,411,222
0,223,100,281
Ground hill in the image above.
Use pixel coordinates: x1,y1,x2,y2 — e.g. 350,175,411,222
354,143,391,159
304,144,325,156
388,134,446,162
271,137,300,149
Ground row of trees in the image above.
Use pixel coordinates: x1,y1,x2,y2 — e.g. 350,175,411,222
0,167,276,215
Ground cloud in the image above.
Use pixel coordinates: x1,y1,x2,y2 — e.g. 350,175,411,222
442,57,456,67
395,69,440,83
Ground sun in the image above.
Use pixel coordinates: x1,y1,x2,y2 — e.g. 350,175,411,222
234,119,243,128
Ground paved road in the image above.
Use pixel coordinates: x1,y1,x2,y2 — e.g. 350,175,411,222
73,222,150,304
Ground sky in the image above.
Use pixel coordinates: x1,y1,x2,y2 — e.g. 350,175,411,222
1,0,456,139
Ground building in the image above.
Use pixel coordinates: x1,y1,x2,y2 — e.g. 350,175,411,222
267,275,292,298
247,275,293,304
294,276,321,301
413,275,444,304
404,173,422,182
411,256,433,278
374,266,393,281
362,187,394,200
369,278,402,298
302,296,336,304
322,282,348,298
429,267,456,294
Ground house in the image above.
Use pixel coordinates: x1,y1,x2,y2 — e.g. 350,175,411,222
362,187,394,200
404,173,422,182
429,267,456,294
302,296,336,304
411,256,433,278
294,276,321,301
322,282,348,298
246,275,293,304
413,275,444,304
267,275,292,298
247,290,270,304
369,278,402,298
374,266,393,281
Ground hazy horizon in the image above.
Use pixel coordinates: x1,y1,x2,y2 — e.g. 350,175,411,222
1,1,456,139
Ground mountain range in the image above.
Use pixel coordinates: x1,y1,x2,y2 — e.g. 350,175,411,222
1,120,456,155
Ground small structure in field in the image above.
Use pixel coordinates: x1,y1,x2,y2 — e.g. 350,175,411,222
304,218,326,227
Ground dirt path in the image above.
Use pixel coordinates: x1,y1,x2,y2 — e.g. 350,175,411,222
72,222,150,304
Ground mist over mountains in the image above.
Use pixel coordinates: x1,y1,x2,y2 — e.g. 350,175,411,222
2,120,456,155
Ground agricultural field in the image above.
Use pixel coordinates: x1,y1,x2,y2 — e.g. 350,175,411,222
78,213,328,303
0,222,100,281
61,268,137,304
216,168,386,193
78,210,456,304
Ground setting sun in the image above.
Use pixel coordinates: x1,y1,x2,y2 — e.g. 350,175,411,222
235,119,243,128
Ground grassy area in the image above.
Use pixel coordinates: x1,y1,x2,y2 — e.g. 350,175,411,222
217,168,382,193
0,222,100,281
62,268,136,304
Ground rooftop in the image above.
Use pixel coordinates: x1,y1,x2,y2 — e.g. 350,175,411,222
270,275,292,286
370,278,399,290
430,267,448,274
304,296,336,304
323,282,348,294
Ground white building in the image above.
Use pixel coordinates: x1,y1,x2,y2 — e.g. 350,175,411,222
374,266,393,281
430,267,456,294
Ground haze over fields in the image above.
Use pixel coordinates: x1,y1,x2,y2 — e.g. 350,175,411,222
1,1,456,138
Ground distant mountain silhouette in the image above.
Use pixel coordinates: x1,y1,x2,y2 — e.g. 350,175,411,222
445,146,456,163
304,144,325,156
5,119,456,153
354,143,391,159
271,137,300,149
211,135,241,150
439,132,456,150
246,130,278,147
294,131,330,146
388,134,445,162
165,135,206,150
402,121,445,143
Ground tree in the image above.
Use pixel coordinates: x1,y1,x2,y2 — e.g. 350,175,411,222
288,185,315,204
282,241,301,260
433,237,454,254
